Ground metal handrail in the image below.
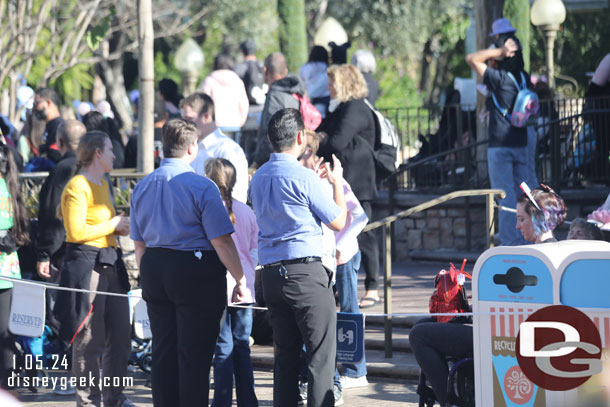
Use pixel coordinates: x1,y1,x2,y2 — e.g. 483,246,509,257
362,189,506,358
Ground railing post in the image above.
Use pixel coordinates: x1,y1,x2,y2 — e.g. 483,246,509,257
389,175,397,261
465,196,471,251
383,222,393,359
486,193,495,249
550,112,561,188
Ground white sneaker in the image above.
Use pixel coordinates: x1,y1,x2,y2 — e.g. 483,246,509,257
339,375,369,389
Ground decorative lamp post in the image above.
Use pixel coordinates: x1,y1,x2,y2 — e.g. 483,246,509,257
530,0,566,89
314,17,348,52
174,38,204,97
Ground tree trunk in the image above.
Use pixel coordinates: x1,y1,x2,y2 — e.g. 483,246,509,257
97,57,134,139
306,0,328,49
277,0,308,73
137,0,154,174
419,39,434,96
8,74,18,125
428,47,455,106
475,0,505,184
503,0,530,72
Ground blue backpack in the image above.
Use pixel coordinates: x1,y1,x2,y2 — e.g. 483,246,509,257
492,72,539,128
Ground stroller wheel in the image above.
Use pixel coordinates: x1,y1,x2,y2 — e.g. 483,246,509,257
139,354,152,373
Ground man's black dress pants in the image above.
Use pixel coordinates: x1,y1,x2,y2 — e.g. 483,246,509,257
262,261,336,407
141,248,226,407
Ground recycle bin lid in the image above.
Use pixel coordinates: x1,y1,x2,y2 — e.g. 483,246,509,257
560,256,610,309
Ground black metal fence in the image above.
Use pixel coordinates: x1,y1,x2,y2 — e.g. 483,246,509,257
20,171,146,218
380,96,610,192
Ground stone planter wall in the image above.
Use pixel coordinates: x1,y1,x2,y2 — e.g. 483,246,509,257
373,205,490,259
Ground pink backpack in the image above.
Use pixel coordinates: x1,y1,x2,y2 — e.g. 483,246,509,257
293,93,322,130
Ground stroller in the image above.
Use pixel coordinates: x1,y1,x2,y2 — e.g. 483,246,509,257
128,288,152,375
128,336,152,374
12,324,72,393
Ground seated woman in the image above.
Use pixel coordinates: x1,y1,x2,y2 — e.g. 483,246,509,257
410,184,566,406
515,184,567,243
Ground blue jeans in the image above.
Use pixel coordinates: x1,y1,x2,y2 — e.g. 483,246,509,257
335,251,367,378
488,146,535,246
212,307,258,407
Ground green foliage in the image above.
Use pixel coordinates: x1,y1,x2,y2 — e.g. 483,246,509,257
52,64,95,104
87,6,114,51
277,0,308,72
201,0,279,67
503,0,530,71
530,8,610,95
376,57,423,108
114,185,132,214
324,0,468,59
153,50,183,89
27,30,94,104
438,13,471,89
319,0,470,105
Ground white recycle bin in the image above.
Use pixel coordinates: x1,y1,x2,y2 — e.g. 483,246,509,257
472,240,610,407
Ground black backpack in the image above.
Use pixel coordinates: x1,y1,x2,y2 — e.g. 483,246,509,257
243,60,265,105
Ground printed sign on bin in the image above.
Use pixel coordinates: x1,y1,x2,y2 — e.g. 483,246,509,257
556,254,610,406
473,248,555,407
473,241,610,407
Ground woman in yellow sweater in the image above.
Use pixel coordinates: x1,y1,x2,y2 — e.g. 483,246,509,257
54,131,133,407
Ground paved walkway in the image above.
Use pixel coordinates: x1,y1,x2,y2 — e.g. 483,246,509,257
15,258,474,406
354,257,473,317
16,369,422,406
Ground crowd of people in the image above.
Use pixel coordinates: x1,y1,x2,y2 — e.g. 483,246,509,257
0,21,607,407
0,39,385,407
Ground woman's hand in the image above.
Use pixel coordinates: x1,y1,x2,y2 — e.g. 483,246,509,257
112,212,130,236
37,261,51,279
326,154,344,186
502,38,518,59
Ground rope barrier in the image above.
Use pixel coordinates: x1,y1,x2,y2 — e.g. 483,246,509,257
3,276,607,317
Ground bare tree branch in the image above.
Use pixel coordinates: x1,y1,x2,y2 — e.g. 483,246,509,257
0,0,214,119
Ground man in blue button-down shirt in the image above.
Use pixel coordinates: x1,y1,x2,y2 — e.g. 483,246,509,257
130,118,246,407
249,108,347,407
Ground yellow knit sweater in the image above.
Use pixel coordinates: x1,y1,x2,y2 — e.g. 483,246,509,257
61,175,117,248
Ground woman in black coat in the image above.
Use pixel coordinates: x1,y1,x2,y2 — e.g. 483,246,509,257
318,64,380,308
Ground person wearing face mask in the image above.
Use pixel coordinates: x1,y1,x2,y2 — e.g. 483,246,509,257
516,184,567,244
466,18,537,247
33,88,65,164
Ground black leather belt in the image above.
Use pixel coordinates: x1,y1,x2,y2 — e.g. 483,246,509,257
262,256,322,269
